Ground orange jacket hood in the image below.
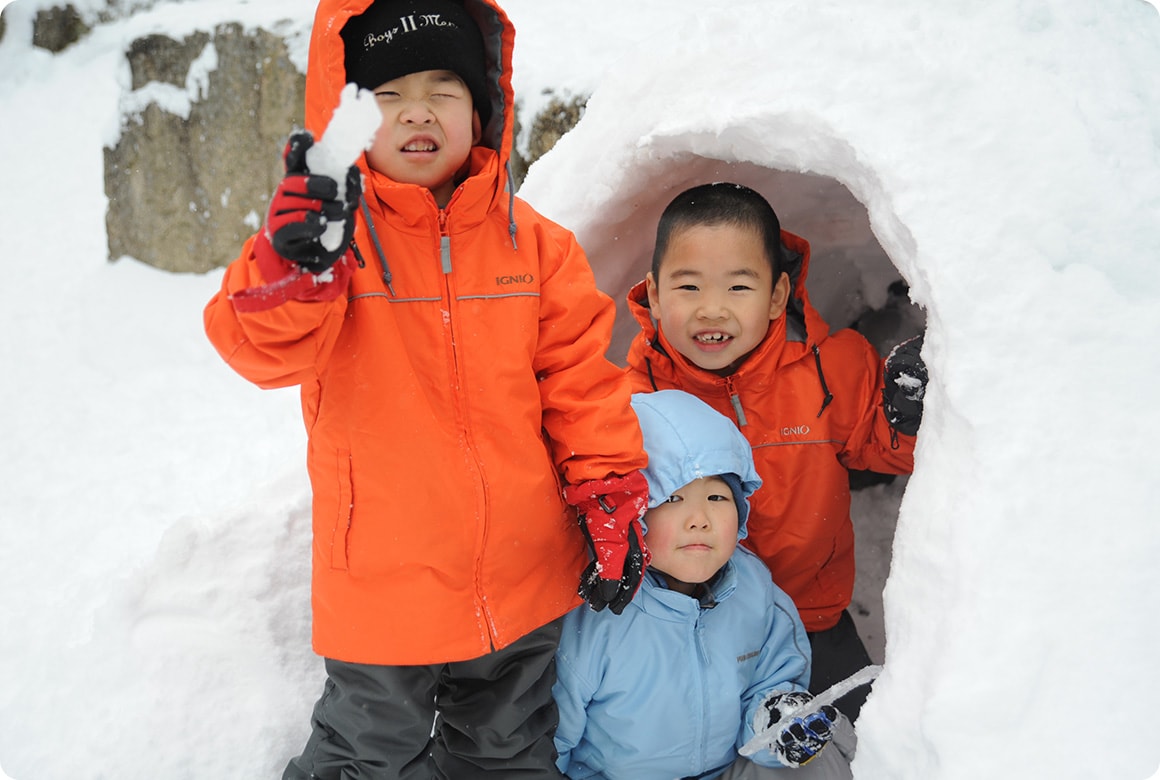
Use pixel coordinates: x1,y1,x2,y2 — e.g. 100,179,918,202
306,0,517,196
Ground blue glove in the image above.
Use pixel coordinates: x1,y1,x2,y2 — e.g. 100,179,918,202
761,691,839,768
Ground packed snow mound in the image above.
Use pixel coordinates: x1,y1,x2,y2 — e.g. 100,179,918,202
520,3,1160,779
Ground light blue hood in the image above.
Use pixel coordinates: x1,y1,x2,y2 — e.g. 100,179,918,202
631,390,762,538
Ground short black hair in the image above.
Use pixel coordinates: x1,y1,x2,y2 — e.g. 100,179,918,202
651,182,784,279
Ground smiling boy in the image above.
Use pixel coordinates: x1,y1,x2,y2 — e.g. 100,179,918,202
646,218,792,375
626,182,927,721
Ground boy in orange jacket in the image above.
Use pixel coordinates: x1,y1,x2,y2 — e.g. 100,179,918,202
204,1,648,776
625,182,926,722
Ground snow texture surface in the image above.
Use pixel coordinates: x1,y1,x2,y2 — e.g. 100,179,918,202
1,1,1159,779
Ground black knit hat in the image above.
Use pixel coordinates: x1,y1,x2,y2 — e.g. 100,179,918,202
341,0,491,127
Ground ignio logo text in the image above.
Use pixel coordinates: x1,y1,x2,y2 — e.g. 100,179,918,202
496,274,535,286
782,425,811,436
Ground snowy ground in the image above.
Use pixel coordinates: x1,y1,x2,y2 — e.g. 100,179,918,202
2,1,1160,779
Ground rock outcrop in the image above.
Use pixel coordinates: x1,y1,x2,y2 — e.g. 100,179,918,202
30,4,91,52
104,24,305,273
511,92,586,186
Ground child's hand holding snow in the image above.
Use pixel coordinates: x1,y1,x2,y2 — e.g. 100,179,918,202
753,691,839,768
265,131,362,274
265,84,381,274
232,86,380,312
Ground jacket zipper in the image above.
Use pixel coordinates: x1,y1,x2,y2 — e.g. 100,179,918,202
438,206,495,646
694,614,710,770
439,209,452,274
725,376,749,427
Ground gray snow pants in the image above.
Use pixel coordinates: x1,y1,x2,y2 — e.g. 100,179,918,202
283,618,566,780
718,716,856,780
807,610,875,722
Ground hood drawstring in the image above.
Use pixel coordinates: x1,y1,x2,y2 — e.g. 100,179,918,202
359,196,396,297
644,357,659,391
506,160,519,250
349,241,367,270
357,161,517,293
811,344,834,418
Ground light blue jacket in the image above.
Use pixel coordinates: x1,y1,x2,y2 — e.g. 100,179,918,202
553,390,812,780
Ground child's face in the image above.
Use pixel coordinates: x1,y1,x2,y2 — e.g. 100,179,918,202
646,223,790,376
644,476,739,596
366,69,482,208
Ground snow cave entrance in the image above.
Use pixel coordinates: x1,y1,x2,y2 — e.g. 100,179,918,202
591,157,926,665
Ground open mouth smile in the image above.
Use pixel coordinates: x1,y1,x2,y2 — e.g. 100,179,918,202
693,332,732,349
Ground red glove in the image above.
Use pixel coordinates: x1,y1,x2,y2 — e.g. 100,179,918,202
230,131,360,313
265,131,361,274
230,237,354,313
564,471,650,614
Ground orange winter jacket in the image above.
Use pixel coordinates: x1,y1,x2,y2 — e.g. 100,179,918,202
625,230,913,633
204,0,645,665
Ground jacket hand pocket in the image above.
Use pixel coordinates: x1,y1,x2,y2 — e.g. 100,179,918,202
326,448,353,571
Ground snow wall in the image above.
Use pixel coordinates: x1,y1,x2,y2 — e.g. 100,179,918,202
517,3,1160,778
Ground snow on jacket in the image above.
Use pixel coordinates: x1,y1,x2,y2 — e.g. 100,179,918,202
625,229,914,633
203,0,645,665
553,390,810,780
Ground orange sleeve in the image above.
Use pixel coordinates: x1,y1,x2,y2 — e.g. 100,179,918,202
532,221,647,484
203,234,349,389
835,330,915,474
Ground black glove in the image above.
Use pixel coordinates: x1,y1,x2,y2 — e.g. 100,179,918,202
563,472,650,615
265,131,362,274
761,691,839,768
883,334,927,437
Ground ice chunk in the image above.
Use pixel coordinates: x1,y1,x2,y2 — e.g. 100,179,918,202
739,664,883,758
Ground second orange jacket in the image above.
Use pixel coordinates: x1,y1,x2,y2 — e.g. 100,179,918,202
625,229,913,633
